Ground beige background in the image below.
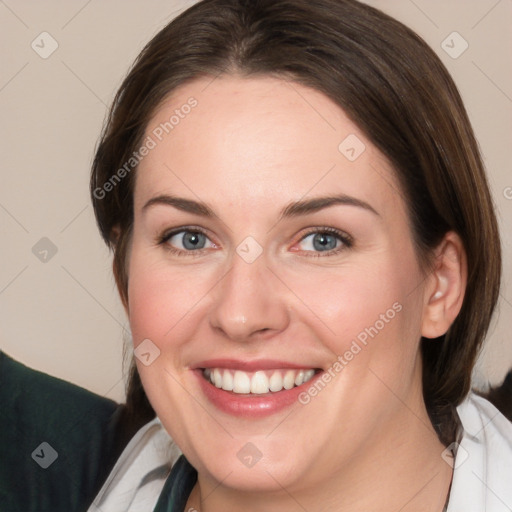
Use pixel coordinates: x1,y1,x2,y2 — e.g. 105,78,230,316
0,0,510,402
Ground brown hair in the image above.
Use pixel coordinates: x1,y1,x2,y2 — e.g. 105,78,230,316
90,0,501,443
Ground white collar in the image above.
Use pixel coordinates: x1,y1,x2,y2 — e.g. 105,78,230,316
446,393,512,511
87,416,181,511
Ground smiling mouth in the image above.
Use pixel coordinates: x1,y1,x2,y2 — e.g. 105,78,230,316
202,368,319,394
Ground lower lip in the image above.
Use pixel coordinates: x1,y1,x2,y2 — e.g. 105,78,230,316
194,370,321,418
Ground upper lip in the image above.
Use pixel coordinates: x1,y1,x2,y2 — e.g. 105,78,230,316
192,359,320,371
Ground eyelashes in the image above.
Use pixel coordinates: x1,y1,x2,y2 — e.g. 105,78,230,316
157,226,353,258
157,226,215,258
295,227,353,257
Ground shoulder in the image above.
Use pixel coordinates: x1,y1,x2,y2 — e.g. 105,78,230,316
0,350,119,419
0,351,129,512
448,392,512,511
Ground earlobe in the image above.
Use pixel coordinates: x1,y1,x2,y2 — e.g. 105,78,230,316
421,232,467,339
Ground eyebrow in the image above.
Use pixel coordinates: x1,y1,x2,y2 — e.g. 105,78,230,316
279,195,379,219
142,195,215,216
142,193,379,218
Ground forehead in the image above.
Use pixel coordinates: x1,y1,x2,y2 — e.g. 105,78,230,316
135,75,405,220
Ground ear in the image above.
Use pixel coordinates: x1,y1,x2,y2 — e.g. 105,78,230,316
421,231,467,339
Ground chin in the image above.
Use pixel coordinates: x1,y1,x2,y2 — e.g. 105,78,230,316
195,447,303,492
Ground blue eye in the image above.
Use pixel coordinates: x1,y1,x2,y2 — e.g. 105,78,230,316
158,227,350,257
297,229,351,254
162,229,215,252
302,232,338,251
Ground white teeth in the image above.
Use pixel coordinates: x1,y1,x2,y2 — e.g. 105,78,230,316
283,370,295,390
221,370,234,391
269,371,284,392
213,368,223,388
233,370,251,394
304,369,315,381
203,367,316,394
250,371,269,394
294,370,305,386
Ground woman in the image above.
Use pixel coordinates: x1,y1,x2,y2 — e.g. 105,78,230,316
1,0,510,510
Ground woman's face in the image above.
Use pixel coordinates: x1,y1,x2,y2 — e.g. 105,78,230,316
128,76,433,492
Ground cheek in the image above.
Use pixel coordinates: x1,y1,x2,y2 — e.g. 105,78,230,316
126,246,217,349
288,263,404,333
281,256,423,374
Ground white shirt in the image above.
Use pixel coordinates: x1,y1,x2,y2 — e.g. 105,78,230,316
88,392,512,512
447,393,512,511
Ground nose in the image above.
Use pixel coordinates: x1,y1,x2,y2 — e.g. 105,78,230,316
208,251,290,342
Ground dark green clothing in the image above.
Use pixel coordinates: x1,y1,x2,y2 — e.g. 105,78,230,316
0,352,130,512
153,455,197,512
0,351,199,512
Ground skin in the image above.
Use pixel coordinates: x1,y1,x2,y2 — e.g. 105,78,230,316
125,75,466,511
